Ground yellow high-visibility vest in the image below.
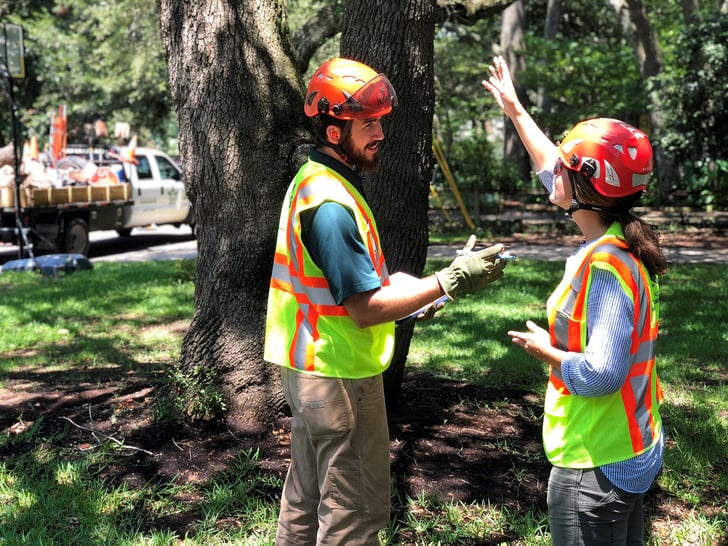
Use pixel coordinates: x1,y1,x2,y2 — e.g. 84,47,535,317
264,159,394,378
544,223,663,467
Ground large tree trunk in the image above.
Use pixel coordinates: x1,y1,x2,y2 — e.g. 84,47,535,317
500,0,531,183
158,0,515,429
158,0,309,431
609,0,673,193
340,1,438,410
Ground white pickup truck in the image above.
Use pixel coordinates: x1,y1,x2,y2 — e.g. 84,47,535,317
0,147,193,256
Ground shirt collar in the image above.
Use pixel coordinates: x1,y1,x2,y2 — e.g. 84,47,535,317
309,146,365,194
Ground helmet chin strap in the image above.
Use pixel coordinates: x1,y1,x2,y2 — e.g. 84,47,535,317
565,176,582,216
565,174,633,217
327,122,358,171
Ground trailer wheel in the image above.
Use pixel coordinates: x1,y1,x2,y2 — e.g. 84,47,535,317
62,218,90,255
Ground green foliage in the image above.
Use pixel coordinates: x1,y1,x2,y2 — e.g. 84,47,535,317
4,0,175,151
433,0,650,212
521,36,647,136
649,15,728,206
156,363,228,424
522,0,648,133
433,132,523,216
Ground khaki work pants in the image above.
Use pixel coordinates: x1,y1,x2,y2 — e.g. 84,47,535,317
276,367,391,546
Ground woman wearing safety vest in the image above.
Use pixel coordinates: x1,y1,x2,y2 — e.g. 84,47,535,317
265,57,509,545
483,56,667,545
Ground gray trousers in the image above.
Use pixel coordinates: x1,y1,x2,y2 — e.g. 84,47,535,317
547,466,645,546
276,367,391,546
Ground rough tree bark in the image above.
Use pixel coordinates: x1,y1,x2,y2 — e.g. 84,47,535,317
158,0,309,431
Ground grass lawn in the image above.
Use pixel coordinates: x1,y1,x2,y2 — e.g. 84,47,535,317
0,257,726,544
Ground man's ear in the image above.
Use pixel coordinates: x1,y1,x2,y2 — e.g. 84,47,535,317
326,125,340,145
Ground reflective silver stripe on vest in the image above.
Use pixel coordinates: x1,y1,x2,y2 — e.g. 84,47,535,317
292,313,312,370
629,372,654,449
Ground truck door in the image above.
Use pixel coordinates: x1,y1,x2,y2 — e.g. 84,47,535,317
154,154,187,219
123,150,191,228
126,154,163,226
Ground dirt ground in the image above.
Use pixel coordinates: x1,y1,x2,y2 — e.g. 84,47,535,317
1,226,726,543
0,364,713,543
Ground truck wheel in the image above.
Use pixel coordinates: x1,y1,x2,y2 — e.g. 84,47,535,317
62,218,91,255
116,228,133,237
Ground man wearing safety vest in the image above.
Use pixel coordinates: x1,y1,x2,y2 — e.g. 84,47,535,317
264,57,510,545
484,56,667,545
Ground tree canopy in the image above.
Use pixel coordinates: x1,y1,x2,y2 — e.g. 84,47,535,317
3,0,726,207
2,0,174,149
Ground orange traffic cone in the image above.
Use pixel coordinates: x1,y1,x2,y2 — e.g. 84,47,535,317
122,135,138,164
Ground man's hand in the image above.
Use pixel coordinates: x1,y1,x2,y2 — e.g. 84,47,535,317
435,242,507,299
414,298,447,322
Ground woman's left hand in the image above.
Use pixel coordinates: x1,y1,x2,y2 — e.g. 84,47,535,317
508,320,564,369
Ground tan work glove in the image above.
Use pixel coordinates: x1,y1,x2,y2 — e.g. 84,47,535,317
435,242,507,299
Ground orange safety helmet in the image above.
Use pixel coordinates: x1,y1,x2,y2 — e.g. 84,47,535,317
304,57,397,120
557,118,653,198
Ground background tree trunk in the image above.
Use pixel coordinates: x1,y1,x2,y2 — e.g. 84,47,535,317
340,0,438,410
500,0,531,182
537,0,561,114
158,0,309,431
609,0,674,192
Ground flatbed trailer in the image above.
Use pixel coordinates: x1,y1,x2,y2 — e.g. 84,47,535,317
0,146,192,256
0,183,132,254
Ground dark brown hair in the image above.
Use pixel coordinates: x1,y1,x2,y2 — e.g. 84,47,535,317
570,170,668,277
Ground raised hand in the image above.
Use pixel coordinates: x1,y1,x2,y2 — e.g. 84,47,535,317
481,56,521,118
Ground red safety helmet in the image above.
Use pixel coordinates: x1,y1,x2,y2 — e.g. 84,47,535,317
304,57,397,120
557,118,653,198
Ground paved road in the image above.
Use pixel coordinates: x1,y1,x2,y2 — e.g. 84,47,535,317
0,225,197,266
427,242,728,264
1,224,724,265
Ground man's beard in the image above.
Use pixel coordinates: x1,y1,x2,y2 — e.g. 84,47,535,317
342,140,381,174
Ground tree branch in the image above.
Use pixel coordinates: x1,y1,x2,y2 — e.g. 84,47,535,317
291,2,343,74
60,416,154,456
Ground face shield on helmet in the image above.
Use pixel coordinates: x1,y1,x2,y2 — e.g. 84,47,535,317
330,74,398,119
305,58,398,121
